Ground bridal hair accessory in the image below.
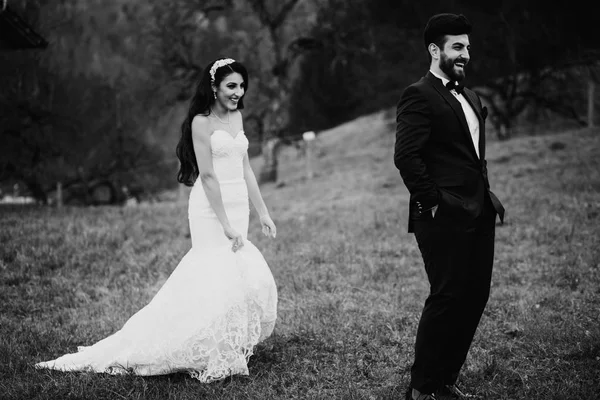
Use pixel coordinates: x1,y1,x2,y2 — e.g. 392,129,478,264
210,58,236,83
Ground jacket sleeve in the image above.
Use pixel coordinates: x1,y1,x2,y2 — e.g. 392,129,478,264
394,85,439,211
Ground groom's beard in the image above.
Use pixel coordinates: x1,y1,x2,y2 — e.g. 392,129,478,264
440,52,466,82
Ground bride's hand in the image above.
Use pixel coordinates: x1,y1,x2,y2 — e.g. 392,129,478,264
260,215,277,238
224,225,244,252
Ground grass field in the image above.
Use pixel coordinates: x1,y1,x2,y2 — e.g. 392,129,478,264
1,110,599,399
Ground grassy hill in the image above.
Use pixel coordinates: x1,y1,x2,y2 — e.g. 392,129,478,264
1,110,599,399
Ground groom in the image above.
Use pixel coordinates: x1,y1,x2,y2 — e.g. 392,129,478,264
394,13,505,400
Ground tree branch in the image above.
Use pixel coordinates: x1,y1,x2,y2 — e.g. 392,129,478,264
246,0,299,29
273,0,300,28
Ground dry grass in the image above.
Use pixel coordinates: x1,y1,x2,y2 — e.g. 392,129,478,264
1,110,599,399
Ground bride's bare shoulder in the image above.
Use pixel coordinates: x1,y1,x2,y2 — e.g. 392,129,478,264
192,113,210,123
191,115,211,138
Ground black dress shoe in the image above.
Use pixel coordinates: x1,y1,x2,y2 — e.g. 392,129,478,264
435,384,477,400
405,387,439,400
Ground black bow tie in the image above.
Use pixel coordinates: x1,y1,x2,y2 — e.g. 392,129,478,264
446,81,464,94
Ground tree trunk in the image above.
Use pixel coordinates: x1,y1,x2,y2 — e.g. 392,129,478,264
258,137,283,184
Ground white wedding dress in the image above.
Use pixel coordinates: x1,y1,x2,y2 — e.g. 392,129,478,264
35,130,278,382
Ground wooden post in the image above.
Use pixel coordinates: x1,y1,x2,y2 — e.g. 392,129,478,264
258,137,282,184
56,182,63,208
588,77,595,128
179,183,186,203
302,131,316,179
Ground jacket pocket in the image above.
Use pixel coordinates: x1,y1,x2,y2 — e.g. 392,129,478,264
434,174,465,187
438,189,465,211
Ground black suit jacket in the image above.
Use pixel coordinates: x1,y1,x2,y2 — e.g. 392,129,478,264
394,71,504,232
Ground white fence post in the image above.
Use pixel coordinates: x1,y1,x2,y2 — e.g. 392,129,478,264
302,131,316,180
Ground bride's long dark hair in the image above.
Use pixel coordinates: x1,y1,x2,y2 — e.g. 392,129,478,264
176,58,249,186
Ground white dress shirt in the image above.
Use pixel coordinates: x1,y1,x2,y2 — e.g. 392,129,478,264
430,70,480,158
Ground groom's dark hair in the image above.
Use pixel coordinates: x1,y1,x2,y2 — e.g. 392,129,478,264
423,13,472,50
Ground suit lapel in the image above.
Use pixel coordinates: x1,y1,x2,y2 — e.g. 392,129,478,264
425,72,479,161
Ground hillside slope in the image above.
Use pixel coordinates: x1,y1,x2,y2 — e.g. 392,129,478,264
257,108,600,226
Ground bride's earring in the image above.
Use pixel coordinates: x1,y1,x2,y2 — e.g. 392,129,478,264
213,91,217,100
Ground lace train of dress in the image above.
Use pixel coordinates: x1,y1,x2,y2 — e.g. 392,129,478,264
35,130,278,382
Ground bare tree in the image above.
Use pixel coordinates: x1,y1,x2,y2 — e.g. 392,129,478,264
245,0,301,184
469,0,600,138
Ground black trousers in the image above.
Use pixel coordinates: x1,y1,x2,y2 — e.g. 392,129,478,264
410,198,496,393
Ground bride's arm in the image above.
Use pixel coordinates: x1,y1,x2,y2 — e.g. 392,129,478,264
243,154,276,237
243,154,269,218
191,115,233,232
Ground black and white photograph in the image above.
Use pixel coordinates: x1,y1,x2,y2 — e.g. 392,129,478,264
1,1,599,399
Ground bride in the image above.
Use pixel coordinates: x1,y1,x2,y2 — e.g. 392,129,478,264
35,58,278,383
